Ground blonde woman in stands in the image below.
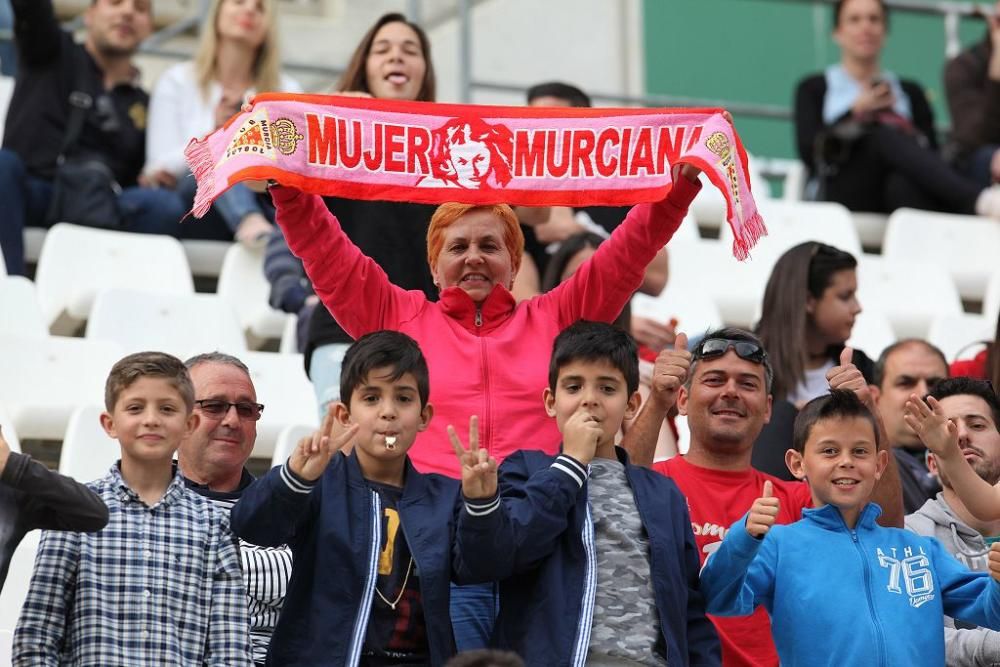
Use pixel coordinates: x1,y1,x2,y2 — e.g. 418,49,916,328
143,0,300,247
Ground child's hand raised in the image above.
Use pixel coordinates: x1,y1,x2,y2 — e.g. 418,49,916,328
827,347,873,407
746,480,780,539
904,394,960,457
289,406,359,482
561,406,603,466
449,415,498,499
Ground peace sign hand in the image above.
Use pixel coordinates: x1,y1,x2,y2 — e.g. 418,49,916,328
450,415,498,499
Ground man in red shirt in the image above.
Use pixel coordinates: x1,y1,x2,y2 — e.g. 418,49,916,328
627,326,902,667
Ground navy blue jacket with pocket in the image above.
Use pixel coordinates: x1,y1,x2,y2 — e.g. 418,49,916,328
230,452,461,666
453,447,720,666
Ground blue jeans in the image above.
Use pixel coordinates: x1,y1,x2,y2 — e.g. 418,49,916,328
0,149,188,275
450,581,497,652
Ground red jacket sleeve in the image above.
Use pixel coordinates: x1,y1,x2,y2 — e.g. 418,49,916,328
540,174,701,327
271,186,427,337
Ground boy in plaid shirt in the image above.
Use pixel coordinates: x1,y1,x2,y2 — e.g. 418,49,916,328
13,352,251,666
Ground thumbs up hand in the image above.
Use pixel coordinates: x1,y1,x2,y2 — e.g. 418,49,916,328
826,346,873,408
746,480,780,539
648,332,691,411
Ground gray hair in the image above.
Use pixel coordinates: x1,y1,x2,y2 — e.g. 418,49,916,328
184,351,251,376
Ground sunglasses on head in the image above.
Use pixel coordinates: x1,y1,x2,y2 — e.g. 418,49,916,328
693,338,768,365
194,399,265,421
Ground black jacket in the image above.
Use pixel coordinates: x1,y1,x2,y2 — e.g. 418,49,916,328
0,451,109,591
4,0,148,184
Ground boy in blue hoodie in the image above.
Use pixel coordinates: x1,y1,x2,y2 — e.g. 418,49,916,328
701,389,1000,666
452,320,719,666
231,330,462,666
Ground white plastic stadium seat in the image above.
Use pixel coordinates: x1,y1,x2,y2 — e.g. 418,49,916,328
0,406,21,453
243,351,319,459
927,313,995,364
665,238,773,329
271,423,317,468
35,224,195,334
86,288,247,358
59,405,119,483
983,269,1000,326
846,309,896,361
279,314,299,354
851,212,889,252
216,244,294,348
0,530,40,634
720,199,863,259
23,227,47,266
857,255,963,340
0,276,48,338
0,334,124,440
180,239,232,278
884,208,1000,302
631,284,723,340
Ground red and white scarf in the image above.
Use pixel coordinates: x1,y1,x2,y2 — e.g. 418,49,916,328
186,93,766,258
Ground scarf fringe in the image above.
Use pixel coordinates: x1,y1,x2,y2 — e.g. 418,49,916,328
730,210,767,262
184,137,217,218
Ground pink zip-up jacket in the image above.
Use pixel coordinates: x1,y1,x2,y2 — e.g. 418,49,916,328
272,176,700,478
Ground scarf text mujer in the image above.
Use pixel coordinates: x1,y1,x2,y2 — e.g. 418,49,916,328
185,93,766,258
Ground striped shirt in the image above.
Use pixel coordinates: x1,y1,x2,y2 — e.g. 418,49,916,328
184,471,292,664
13,463,251,665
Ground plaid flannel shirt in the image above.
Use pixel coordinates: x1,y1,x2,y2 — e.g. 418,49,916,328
13,464,251,666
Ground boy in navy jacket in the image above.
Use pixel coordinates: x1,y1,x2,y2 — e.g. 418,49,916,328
231,331,461,666
451,321,719,666
701,389,1000,666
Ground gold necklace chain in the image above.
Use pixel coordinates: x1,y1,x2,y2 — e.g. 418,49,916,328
374,556,413,610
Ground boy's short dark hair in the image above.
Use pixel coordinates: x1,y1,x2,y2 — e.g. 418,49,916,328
340,330,430,407
927,377,1000,431
548,320,639,394
792,389,880,453
104,351,195,412
526,81,592,108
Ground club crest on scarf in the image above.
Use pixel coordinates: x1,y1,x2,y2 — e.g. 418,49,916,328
222,109,276,162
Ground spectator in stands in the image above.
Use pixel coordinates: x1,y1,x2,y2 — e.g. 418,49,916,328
944,1,1000,188
758,242,870,406
143,0,300,248
950,308,1000,387
906,377,1000,665
517,81,675,353
13,352,251,665
701,389,1000,667
794,0,1000,217
264,12,438,383
629,327,901,666
269,161,701,477
0,0,188,276
232,331,461,666
0,425,108,592
178,352,289,666
873,339,948,514
452,321,720,665
542,232,680,462
752,242,872,478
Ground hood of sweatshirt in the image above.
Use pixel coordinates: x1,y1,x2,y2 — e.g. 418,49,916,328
905,493,989,568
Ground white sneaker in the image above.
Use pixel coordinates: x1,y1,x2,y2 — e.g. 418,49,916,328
975,185,1000,219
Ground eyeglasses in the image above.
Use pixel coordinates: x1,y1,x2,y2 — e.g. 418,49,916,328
693,338,768,365
194,399,265,421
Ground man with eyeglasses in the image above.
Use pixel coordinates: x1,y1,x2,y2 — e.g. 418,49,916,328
626,326,902,667
905,377,1000,665
179,352,289,667
872,339,949,514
